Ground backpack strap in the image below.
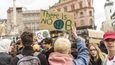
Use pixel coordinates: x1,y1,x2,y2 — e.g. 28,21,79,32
16,54,24,60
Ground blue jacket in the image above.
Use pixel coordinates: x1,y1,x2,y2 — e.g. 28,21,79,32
73,38,89,65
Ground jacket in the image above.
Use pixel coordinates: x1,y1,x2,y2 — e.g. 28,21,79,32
73,38,89,65
48,52,74,65
0,39,12,65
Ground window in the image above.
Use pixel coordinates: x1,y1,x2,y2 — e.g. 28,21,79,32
81,20,84,26
64,6,67,12
88,2,91,7
71,4,75,10
89,11,92,16
90,18,93,25
79,2,83,8
110,9,112,13
80,12,83,17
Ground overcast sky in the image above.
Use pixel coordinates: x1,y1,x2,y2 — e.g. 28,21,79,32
0,0,115,30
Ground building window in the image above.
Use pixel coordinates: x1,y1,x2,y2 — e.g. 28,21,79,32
79,2,83,8
71,4,75,10
89,11,92,16
80,12,83,17
88,2,91,7
64,6,67,12
90,18,93,25
81,20,84,26
110,9,112,13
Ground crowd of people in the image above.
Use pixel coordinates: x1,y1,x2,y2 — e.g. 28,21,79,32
0,26,115,65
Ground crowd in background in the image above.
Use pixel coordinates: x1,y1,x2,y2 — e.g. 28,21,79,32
0,27,115,65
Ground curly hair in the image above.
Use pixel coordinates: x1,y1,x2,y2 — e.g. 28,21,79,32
21,31,33,46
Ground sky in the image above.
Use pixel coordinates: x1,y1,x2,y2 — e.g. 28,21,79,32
0,0,115,30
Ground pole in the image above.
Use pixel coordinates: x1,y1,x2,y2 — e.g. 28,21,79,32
13,0,17,42
13,0,16,26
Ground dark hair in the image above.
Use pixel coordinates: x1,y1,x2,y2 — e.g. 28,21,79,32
43,38,53,45
21,31,33,46
16,40,21,45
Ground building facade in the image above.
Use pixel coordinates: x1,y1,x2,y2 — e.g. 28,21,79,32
102,0,115,32
22,10,40,33
7,7,40,35
49,0,95,30
0,19,7,36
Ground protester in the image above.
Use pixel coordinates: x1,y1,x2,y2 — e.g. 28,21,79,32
42,38,54,60
99,41,108,54
48,26,89,65
33,44,48,65
87,43,106,65
48,37,74,65
10,31,41,65
103,31,115,65
0,39,12,65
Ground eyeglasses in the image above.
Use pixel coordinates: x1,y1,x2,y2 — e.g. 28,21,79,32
105,39,115,42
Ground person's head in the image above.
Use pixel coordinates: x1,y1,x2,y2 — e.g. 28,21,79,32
0,39,12,53
21,31,33,46
103,31,115,51
42,37,53,50
33,44,40,52
54,37,71,54
88,43,104,60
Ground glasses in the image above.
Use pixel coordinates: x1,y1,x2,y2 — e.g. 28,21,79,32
105,39,115,42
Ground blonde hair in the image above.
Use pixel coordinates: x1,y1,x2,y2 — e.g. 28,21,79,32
88,43,105,61
33,44,40,52
54,37,71,54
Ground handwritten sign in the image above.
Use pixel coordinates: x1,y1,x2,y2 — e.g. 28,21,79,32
39,10,74,31
35,30,50,42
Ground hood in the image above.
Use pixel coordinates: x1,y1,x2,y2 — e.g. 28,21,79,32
0,39,12,53
48,52,73,65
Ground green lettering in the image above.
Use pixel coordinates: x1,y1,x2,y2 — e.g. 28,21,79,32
47,19,53,25
41,19,47,24
65,20,72,31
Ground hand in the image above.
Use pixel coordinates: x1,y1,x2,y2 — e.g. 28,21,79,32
71,26,77,39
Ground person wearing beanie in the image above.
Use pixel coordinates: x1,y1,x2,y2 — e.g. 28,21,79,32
0,39,12,65
103,31,115,65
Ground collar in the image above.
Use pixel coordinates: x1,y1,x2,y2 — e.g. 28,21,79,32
108,56,114,61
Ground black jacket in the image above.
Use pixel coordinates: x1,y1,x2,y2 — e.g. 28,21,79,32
0,52,12,65
10,46,34,65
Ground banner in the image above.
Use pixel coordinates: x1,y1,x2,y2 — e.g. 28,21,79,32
39,10,74,31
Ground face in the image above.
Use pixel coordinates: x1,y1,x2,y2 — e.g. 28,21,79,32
104,39,115,51
89,45,98,58
42,43,51,51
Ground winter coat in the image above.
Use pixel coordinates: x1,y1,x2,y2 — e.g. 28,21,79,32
48,52,74,65
10,46,34,65
73,38,90,65
0,39,12,65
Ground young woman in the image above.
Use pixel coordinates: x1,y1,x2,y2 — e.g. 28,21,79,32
88,43,106,65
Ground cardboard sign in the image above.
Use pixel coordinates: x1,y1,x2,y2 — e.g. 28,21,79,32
35,30,50,42
39,10,74,31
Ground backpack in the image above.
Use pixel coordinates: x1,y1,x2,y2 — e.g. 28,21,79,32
16,54,41,65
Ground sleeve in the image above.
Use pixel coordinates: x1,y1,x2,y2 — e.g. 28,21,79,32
73,38,89,65
10,57,19,65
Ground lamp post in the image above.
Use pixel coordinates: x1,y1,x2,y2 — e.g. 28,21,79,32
13,0,16,26
13,0,18,42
